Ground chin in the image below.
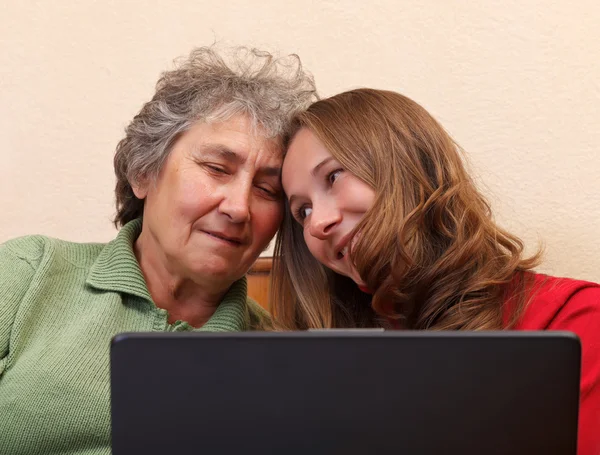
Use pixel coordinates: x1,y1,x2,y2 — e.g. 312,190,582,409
201,269,243,287
334,269,357,284
349,272,366,287
187,259,235,280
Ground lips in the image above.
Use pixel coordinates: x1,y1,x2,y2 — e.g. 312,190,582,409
334,232,355,260
331,230,367,287
202,230,245,245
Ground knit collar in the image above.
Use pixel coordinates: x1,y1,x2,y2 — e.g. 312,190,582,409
86,218,250,331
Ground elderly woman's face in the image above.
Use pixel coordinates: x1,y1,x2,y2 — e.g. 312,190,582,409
134,114,283,286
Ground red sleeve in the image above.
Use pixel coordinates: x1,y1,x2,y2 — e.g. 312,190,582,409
547,287,600,455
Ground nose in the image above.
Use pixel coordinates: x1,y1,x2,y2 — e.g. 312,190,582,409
308,203,341,240
219,181,251,223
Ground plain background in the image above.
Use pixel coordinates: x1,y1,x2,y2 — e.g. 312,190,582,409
1,1,599,282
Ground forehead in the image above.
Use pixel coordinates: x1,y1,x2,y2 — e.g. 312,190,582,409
184,114,283,164
283,128,332,183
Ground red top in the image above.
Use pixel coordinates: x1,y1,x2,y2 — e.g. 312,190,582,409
512,274,600,455
385,273,600,453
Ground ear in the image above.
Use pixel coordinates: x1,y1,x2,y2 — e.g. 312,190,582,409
131,177,149,200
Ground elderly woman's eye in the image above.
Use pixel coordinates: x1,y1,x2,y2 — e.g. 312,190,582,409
257,185,280,198
206,164,228,174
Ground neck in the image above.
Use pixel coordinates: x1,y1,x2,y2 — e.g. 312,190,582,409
134,230,232,328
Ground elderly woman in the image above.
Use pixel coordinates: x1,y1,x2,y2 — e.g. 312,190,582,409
0,46,317,454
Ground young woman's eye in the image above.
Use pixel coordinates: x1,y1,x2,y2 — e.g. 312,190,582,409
328,169,343,185
294,205,312,222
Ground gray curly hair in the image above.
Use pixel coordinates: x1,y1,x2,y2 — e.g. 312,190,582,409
113,45,318,227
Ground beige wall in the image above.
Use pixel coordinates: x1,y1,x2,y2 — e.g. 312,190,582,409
1,0,599,281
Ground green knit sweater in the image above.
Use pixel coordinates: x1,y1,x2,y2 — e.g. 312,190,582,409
0,219,269,454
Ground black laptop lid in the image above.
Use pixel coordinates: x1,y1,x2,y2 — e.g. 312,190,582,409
111,331,580,455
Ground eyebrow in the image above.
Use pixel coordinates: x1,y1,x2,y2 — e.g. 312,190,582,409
198,143,282,177
311,157,335,177
200,144,241,163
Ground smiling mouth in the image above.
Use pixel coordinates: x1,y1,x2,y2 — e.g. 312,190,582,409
337,246,348,260
203,231,243,246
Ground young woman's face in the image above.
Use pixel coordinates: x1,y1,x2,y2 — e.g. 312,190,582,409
282,128,376,287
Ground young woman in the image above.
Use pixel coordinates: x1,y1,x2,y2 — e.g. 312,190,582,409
271,88,600,454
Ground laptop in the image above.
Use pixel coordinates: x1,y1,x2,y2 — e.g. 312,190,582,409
111,331,580,455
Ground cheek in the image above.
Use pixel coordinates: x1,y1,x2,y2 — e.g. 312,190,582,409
352,182,376,210
252,202,284,243
303,233,327,264
177,177,216,216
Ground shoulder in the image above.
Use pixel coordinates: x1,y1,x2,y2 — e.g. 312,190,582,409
1,234,107,276
0,236,55,332
517,273,600,331
522,275,600,454
0,235,51,269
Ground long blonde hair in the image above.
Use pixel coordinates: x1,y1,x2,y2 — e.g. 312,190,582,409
270,88,540,330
